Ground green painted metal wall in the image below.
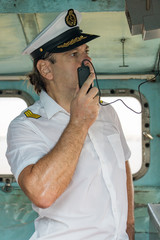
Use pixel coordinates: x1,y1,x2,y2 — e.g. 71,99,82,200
0,185,160,240
0,187,37,240
0,0,124,13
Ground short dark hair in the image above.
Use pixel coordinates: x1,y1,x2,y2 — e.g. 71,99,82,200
27,53,56,94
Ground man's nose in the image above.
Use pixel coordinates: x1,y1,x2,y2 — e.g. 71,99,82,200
80,54,92,65
83,53,91,62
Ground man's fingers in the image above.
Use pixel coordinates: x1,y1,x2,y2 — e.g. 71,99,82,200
87,87,99,100
83,59,94,73
79,73,95,95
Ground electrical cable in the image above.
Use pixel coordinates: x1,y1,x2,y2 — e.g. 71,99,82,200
83,53,160,114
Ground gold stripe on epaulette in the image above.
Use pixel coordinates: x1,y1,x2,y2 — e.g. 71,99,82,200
24,110,41,119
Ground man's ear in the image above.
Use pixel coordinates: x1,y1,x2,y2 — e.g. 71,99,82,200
37,60,53,80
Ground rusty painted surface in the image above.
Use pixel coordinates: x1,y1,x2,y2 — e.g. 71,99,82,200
0,185,160,240
0,187,37,240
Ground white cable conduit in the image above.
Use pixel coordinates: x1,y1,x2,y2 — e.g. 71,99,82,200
0,74,156,81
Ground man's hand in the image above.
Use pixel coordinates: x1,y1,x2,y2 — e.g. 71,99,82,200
70,71,99,130
126,223,135,240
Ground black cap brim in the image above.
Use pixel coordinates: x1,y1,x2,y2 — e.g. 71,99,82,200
31,27,99,60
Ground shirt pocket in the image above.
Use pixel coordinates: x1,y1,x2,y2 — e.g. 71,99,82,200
107,134,126,169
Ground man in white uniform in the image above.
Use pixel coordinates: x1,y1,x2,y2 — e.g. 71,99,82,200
6,9,135,240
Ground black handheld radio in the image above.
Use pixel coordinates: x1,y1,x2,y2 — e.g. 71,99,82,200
77,61,92,92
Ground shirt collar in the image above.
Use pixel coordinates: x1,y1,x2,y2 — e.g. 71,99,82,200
40,90,69,119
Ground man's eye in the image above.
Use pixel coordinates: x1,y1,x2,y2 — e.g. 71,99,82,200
86,49,89,55
71,52,78,57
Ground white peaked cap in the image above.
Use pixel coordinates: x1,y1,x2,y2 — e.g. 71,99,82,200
22,9,99,60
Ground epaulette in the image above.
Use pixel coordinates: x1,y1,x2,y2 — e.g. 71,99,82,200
24,109,41,119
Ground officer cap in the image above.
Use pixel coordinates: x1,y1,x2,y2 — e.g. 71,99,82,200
22,9,99,60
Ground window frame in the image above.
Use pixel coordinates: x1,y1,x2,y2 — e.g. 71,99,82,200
0,89,35,189
100,88,151,181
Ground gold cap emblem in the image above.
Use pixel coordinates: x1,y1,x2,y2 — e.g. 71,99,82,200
65,9,77,27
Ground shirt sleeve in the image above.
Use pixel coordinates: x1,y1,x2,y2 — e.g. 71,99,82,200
6,118,50,182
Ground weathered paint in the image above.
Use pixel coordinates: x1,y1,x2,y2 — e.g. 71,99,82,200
0,12,160,75
134,187,160,240
0,187,37,240
0,0,125,13
0,185,159,240
0,80,39,101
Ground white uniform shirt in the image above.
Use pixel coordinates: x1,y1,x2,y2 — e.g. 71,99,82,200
6,90,131,240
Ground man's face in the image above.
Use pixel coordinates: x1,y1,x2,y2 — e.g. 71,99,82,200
49,44,91,94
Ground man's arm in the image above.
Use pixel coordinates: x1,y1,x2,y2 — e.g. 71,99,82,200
18,73,99,209
125,160,135,240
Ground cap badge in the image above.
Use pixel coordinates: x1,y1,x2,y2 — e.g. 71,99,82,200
65,9,77,27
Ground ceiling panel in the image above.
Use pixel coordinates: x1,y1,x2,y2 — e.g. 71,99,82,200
0,9,159,76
